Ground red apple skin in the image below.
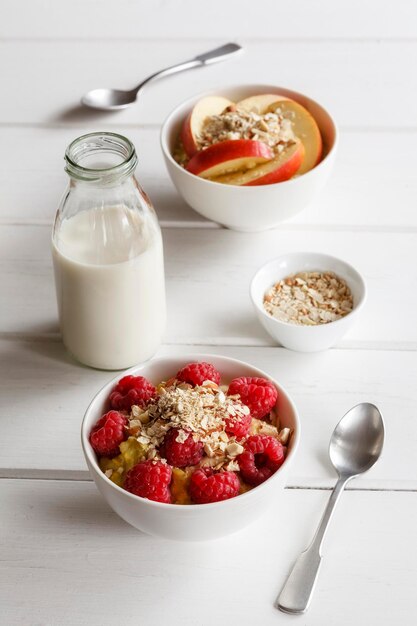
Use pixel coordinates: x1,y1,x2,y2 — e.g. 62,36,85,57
186,140,274,178
211,141,304,187
244,143,304,186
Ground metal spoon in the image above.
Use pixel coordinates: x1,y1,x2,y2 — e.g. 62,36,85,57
277,402,385,615
81,42,243,111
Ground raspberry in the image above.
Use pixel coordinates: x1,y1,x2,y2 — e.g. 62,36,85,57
89,410,127,457
124,460,172,503
159,428,203,468
109,375,157,412
189,467,240,504
228,377,277,419
224,411,252,438
176,362,221,387
237,435,285,486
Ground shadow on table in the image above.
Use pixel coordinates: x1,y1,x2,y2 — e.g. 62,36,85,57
37,483,144,537
8,328,86,368
315,447,334,475
23,336,88,368
49,103,117,125
218,311,272,345
0,335,104,407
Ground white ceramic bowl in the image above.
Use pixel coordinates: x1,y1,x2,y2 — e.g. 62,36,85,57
82,354,300,541
160,84,338,232
251,253,367,352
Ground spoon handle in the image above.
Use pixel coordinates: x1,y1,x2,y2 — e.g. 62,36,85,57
195,43,243,64
277,475,349,614
133,43,243,94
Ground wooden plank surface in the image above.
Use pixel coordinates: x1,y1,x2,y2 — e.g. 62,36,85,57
1,479,416,626
1,340,415,490
1,40,417,127
1,1,416,621
2,0,416,39
1,127,417,229
0,224,416,348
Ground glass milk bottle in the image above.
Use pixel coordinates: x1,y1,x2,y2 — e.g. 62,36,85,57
52,132,166,370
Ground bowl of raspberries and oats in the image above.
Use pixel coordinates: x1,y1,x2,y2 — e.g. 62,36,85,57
82,355,300,540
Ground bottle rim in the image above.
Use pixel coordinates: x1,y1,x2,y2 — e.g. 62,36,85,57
64,132,137,182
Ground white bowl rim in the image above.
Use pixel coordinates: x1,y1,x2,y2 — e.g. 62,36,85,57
81,353,300,510
250,251,367,330
160,83,339,190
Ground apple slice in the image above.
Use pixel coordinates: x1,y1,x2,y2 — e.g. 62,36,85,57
186,139,274,179
266,100,322,175
180,96,233,157
236,93,293,115
211,140,304,186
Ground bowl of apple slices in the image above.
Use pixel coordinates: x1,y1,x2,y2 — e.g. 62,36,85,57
160,85,337,231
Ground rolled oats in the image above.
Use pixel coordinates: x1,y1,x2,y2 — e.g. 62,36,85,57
263,271,353,326
128,381,271,470
173,103,298,169
198,106,296,155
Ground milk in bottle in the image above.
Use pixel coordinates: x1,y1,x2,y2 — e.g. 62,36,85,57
52,133,166,369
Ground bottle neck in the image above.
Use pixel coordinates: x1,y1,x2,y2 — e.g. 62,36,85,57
65,132,138,186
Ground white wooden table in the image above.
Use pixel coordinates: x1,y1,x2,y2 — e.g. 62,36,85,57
2,2,417,624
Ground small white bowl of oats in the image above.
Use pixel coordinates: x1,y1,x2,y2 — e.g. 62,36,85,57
160,84,338,232
250,252,366,351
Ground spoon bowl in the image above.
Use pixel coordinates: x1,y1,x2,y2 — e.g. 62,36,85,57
82,88,137,110
330,402,385,477
278,402,384,614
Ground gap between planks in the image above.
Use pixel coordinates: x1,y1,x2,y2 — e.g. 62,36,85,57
1,122,417,133
2,36,417,44
1,473,416,493
3,220,417,235
1,333,417,352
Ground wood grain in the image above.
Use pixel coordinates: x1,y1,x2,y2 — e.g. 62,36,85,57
1,479,416,625
1,0,416,622
1,339,415,490
1,127,417,229
2,0,417,39
1,40,417,127
0,224,416,348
